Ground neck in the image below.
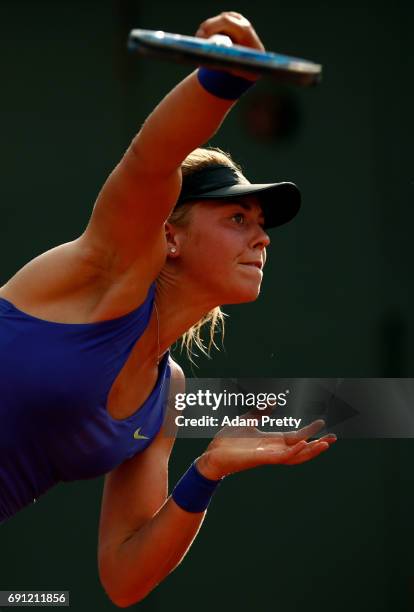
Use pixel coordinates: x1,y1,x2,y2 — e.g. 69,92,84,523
154,264,220,358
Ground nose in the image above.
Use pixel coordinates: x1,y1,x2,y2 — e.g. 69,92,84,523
249,225,271,250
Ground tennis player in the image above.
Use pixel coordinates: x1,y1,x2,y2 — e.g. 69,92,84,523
0,11,336,607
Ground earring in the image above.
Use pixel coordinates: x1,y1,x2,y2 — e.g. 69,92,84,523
170,247,177,254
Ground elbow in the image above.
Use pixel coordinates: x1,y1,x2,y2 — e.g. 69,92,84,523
100,578,149,608
102,584,155,609
106,595,142,609
99,559,155,608
108,586,154,609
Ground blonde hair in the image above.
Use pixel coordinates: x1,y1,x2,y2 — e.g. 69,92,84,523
167,146,243,365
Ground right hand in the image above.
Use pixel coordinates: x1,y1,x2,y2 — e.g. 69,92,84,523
194,11,265,81
196,418,337,480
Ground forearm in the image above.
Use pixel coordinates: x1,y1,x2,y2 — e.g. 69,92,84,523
99,453,219,607
101,492,207,607
130,69,245,173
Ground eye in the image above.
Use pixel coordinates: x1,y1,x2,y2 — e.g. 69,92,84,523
231,212,245,225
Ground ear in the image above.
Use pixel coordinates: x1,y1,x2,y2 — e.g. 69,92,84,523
165,221,180,256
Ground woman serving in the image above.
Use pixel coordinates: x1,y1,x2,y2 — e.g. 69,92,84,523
0,11,335,607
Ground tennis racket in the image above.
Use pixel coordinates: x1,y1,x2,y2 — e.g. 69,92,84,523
127,29,322,87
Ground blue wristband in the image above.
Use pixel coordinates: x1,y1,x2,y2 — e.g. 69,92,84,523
171,460,223,513
197,67,256,100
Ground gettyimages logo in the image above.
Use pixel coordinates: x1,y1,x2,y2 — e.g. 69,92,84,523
174,388,290,411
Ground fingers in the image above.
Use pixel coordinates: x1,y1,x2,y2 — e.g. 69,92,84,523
195,12,264,51
197,12,251,36
284,419,326,445
285,441,329,465
317,434,337,445
278,436,335,464
284,438,336,465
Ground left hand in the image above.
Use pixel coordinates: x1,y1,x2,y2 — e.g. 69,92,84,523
197,419,337,480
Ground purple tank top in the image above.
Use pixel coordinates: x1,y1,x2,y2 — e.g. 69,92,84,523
0,282,171,523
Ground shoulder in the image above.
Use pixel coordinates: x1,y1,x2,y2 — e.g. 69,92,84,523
168,355,185,381
0,238,109,319
167,356,186,399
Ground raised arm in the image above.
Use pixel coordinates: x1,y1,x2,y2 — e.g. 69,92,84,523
81,13,264,275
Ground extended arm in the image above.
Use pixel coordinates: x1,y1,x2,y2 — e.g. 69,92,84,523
98,361,336,608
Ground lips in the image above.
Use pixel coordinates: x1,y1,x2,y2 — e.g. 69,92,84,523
239,261,263,270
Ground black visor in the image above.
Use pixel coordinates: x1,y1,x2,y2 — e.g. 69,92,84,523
176,164,301,229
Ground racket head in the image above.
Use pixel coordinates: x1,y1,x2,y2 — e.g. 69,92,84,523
127,29,322,87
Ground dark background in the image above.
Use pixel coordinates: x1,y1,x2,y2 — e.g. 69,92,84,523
1,1,413,610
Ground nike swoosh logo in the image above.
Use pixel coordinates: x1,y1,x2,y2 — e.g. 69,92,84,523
133,427,149,440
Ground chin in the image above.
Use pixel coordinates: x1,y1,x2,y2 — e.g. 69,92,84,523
223,280,262,304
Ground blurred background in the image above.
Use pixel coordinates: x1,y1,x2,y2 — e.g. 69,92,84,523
0,1,413,610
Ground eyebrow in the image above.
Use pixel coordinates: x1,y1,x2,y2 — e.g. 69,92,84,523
224,199,265,221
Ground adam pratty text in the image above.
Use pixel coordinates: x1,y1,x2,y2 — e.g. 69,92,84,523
175,415,302,428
